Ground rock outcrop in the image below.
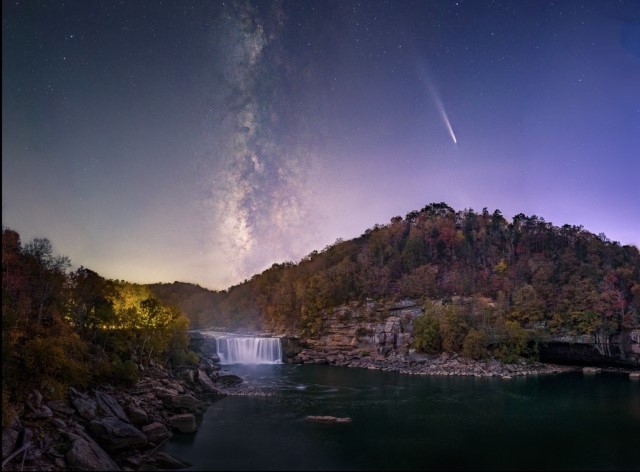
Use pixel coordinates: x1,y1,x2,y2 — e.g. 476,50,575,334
1,359,221,471
283,299,639,370
286,300,422,366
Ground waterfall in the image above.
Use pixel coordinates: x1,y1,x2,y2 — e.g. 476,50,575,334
215,335,282,365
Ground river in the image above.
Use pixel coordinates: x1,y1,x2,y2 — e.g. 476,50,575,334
161,364,639,470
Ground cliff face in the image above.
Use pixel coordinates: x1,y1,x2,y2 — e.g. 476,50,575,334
284,300,423,365
539,330,640,367
284,300,639,368
291,300,421,363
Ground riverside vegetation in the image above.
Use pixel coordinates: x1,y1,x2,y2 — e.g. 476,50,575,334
1,229,214,470
2,203,640,469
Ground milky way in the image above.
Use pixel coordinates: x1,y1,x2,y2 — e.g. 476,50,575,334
203,2,323,284
3,1,639,289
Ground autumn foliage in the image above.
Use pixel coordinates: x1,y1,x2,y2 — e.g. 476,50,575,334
1,228,193,425
153,203,639,344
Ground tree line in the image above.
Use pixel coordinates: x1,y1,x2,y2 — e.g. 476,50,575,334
160,203,639,345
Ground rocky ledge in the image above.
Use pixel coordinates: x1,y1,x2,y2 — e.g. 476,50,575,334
292,347,578,378
1,355,247,472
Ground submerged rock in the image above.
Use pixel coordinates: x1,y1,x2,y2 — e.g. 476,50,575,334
169,414,197,433
306,415,352,423
152,451,191,469
583,367,602,375
214,374,243,387
160,394,207,414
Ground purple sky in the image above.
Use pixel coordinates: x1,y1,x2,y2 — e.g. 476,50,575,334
3,0,639,290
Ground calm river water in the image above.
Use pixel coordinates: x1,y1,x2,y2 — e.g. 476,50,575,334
162,364,639,470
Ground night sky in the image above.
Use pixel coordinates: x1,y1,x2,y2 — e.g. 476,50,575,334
3,1,639,290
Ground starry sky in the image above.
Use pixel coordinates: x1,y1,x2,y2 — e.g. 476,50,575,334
3,0,640,290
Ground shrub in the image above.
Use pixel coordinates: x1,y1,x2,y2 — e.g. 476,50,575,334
440,306,469,353
110,358,138,386
412,313,442,354
22,333,90,393
494,320,528,364
169,348,199,367
462,329,488,360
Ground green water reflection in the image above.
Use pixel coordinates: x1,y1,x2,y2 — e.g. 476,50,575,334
162,365,640,470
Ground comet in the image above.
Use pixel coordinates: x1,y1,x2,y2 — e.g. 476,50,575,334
419,62,459,145
432,93,458,145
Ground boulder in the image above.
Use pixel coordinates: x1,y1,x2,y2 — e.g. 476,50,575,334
169,414,197,433
197,369,222,393
26,390,53,419
2,427,20,460
66,436,120,471
161,394,206,414
126,404,149,426
88,416,148,451
95,391,129,423
214,374,243,387
69,387,97,420
142,422,172,443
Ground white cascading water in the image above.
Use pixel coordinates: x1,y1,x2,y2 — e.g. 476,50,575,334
216,336,282,364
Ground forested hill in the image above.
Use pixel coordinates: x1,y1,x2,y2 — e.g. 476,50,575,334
148,282,223,329
149,203,640,336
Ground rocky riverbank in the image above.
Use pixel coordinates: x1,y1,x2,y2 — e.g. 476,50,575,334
292,347,579,377
6,330,630,471
1,355,244,472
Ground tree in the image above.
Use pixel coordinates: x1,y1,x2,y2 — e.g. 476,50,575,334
412,307,442,354
462,329,488,360
440,305,469,353
22,238,70,326
510,284,545,325
67,267,116,336
495,320,528,363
